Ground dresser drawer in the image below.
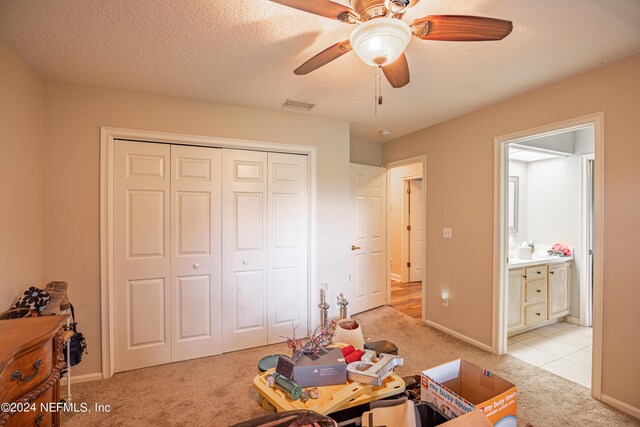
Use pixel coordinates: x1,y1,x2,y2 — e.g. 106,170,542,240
525,302,548,326
5,384,54,427
525,265,547,281
525,280,547,303
0,339,54,404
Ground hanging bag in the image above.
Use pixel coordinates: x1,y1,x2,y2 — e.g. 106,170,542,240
64,304,87,366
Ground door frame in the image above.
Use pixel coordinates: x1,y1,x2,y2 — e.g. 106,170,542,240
580,153,595,327
100,126,317,379
384,155,427,322
492,112,604,398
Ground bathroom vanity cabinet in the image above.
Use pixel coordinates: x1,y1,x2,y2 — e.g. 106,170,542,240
508,260,571,335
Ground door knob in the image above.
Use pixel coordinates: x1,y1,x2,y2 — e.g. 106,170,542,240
193,264,199,270
351,245,361,251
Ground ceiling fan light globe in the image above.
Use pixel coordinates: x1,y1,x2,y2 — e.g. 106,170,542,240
350,18,412,67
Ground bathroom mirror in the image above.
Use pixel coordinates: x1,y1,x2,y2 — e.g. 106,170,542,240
508,176,519,233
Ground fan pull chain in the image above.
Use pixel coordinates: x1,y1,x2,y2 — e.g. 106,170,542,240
374,66,383,116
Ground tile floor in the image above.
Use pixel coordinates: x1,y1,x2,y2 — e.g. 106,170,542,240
508,321,592,388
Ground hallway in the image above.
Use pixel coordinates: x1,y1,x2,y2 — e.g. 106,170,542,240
389,281,422,319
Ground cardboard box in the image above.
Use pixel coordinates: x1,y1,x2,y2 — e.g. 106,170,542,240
421,360,516,426
293,347,347,387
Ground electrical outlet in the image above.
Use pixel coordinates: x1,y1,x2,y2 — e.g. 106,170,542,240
441,290,449,307
443,227,453,239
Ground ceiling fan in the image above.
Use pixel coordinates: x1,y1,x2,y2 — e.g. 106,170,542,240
271,0,513,88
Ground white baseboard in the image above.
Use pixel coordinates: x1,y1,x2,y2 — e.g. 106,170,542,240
424,320,493,353
600,394,640,420
390,273,401,282
60,372,102,386
565,316,582,325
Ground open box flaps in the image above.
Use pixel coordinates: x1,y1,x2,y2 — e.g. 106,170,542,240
421,360,516,426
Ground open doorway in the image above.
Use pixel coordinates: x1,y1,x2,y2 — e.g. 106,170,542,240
386,157,426,320
494,113,604,397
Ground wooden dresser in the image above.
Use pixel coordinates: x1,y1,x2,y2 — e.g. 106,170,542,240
0,315,68,427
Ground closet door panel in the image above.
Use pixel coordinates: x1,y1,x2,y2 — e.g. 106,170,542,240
114,141,172,372
170,145,222,362
267,153,308,343
223,149,269,352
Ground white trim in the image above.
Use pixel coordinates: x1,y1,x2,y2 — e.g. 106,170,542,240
100,127,318,379
600,394,640,420
60,373,103,386
425,320,493,353
565,316,581,325
492,112,605,400
580,153,595,327
390,273,401,282
384,155,427,322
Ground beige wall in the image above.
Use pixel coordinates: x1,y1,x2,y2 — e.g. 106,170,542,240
43,82,351,377
388,163,422,278
0,43,43,306
382,54,640,410
350,140,381,166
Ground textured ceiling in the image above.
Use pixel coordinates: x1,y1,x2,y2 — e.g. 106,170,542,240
1,0,639,143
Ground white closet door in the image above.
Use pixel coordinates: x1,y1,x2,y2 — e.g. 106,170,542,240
170,145,222,361
222,149,269,352
350,163,387,315
267,153,308,343
114,141,171,372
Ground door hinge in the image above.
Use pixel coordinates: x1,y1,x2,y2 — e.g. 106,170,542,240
407,225,411,231
407,262,411,268
407,187,412,194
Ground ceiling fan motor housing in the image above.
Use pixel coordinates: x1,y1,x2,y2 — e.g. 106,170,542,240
351,0,389,21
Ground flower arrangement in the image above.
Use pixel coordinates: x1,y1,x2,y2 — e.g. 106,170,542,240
285,320,337,362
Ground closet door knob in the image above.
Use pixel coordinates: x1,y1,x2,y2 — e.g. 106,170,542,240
193,264,199,270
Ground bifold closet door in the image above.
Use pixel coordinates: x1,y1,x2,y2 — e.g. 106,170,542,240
222,149,269,352
114,141,172,372
267,153,308,343
222,150,309,351
170,145,222,362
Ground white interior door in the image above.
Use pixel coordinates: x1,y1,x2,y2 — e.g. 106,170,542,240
408,179,424,282
170,145,222,361
267,153,308,343
222,149,269,352
350,163,387,315
114,141,171,372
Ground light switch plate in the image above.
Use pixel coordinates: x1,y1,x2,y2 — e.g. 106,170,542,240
443,227,452,239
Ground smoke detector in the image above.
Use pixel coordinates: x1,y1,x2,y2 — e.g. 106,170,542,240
379,129,392,137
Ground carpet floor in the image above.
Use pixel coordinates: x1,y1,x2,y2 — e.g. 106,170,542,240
63,307,638,426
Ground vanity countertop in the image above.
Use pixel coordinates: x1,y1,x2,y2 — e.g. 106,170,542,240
508,255,573,269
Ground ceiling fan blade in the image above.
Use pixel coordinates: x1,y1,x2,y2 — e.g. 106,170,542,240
294,40,352,75
382,53,410,88
271,0,359,23
411,15,513,41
